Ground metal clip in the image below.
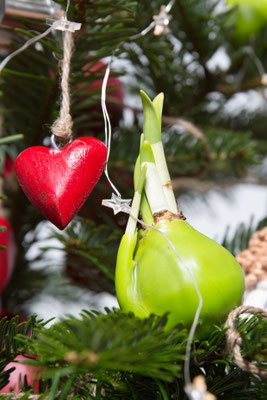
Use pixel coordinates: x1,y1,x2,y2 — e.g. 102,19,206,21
153,5,172,36
47,17,81,32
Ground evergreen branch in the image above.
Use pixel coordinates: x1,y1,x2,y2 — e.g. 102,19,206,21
174,0,211,80
221,216,267,255
1,69,52,81
217,76,267,95
108,97,211,159
50,219,120,293
1,311,267,399
26,311,187,382
0,393,45,399
0,135,24,145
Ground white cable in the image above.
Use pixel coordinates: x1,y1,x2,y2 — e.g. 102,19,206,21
0,0,76,74
165,0,176,14
0,26,54,73
135,216,203,387
100,0,176,199
101,0,202,382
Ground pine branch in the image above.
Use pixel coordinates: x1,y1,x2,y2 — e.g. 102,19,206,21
221,216,267,255
26,310,187,382
0,310,266,399
49,219,121,293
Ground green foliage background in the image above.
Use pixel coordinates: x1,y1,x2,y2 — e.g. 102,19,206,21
0,0,267,398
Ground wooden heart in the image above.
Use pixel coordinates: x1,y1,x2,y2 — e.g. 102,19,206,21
15,137,107,230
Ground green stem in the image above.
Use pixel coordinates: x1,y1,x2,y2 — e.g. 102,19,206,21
134,133,154,224
141,141,169,215
126,164,147,235
140,91,178,214
151,141,178,214
140,192,154,225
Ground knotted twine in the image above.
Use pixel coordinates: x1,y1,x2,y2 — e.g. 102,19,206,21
224,305,267,378
51,31,74,141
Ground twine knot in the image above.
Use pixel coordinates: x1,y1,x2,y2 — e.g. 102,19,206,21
224,305,267,378
51,113,73,140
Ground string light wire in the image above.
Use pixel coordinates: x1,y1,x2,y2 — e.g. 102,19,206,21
0,0,80,75
100,0,203,394
0,26,54,73
101,0,176,197
0,0,204,396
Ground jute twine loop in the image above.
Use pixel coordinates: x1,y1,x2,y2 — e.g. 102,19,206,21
51,31,74,140
224,305,267,378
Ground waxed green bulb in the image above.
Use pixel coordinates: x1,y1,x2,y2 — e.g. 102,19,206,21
116,219,244,338
115,91,245,338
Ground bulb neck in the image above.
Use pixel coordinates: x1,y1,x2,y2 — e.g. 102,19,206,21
153,209,186,225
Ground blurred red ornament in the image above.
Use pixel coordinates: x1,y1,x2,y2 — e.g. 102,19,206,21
3,155,14,178
0,310,26,323
0,215,17,293
0,355,43,394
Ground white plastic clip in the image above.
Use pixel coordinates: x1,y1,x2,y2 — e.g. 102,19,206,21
185,376,216,400
153,5,172,36
102,194,132,215
47,17,81,32
261,74,267,85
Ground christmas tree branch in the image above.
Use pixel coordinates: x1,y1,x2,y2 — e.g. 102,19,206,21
108,97,211,160
217,75,267,95
175,0,211,80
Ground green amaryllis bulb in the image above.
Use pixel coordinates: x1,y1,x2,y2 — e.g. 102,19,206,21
116,218,244,338
115,91,244,338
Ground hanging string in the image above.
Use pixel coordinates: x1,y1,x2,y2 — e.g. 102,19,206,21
101,0,176,198
0,0,80,130
51,30,74,142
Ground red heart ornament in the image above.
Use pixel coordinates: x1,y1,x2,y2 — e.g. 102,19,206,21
15,137,107,230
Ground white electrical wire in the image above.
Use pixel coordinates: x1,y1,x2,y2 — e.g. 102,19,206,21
100,2,205,395
100,1,203,392
0,0,203,394
138,217,203,388
101,0,177,198
0,0,77,75
0,26,54,73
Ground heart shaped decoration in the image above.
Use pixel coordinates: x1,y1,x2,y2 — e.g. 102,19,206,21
15,137,107,230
